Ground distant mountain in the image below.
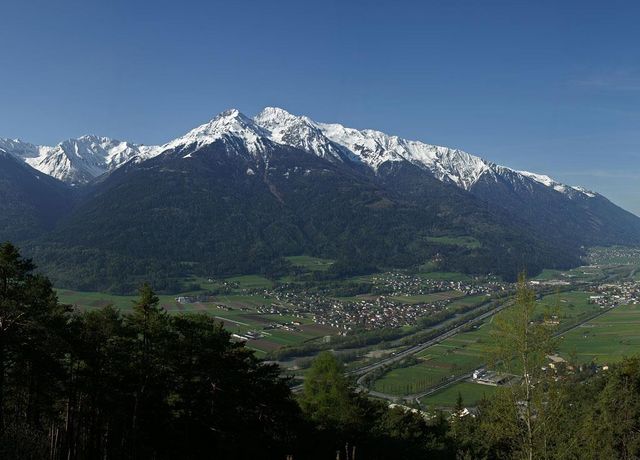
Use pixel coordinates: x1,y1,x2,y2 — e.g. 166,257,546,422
2,107,638,292
0,149,71,242
0,136,159,185
469,166,640,249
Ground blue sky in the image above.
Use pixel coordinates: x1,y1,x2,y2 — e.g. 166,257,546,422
1,0,639,214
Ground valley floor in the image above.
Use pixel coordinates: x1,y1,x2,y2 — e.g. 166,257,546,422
57,247,640,410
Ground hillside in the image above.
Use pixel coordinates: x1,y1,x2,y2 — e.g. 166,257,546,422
1,108,638,292
0,150,72,242
33,131,576,291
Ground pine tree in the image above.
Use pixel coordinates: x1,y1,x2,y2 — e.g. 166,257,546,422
0,242,68,456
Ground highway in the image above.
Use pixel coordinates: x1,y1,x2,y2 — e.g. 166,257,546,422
365,300,617,403
292,269,633,403
291,297,511,393
347,285,580,388
352,301,511,383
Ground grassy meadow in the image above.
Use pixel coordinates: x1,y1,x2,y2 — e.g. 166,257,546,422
420,381,498,408
371,290,600,397
558,303,640,364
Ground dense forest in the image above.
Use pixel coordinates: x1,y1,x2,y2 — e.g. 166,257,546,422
2,242,640,459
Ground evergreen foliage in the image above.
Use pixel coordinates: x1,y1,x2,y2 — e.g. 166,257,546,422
3,243,640,459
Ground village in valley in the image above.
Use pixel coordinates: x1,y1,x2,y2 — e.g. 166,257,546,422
56,246,640,412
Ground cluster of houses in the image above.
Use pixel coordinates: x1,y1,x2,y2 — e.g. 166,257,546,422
471,354,609,389
201,271,516,341
239,274,510,333
231,330,264,341
309,296,446,332
254,289,462,332
529,279,571,287
367,272,507,298
264,321,302,332
256,304,305,319
472,354,611,389
541,354,611,381
589,280,640,308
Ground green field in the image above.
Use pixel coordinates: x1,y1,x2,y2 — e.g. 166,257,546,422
224,274,274,289
532,266,611,283
372,290,599,396
373,323,494,395
420,381,498,408
533,269,565,280
558,303,640,364
446,294,490,311
56,288,335,353
214,294,273,307
56,289,178,311
373,365,455,395
285,255,335,271
534,290,598,326
565,267,607,281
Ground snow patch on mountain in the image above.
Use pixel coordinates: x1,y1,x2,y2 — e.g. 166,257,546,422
569,186,597,198
518,171,567,192
518,170,597,197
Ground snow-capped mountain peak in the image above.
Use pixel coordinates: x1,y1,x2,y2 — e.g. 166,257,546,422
0,106,598,200
255,107,301,127
0,135,159,184
163,109,271,156
254,107,492,189
251,107,596,198
254,107,349,162
0,138,45,160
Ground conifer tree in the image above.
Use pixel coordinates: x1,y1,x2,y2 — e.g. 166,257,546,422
0,242,67,455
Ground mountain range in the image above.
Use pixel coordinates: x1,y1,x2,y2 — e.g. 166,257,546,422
2,107,639,292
